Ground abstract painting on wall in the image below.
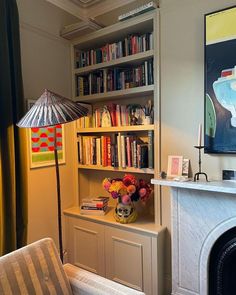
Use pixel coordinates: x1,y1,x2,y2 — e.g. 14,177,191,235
205,6,236,153
27,100,65,168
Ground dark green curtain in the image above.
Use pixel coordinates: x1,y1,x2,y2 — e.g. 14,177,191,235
0,0,28,254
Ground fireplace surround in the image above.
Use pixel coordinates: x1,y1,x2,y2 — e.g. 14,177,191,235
209,226,236,295
151,179,236,295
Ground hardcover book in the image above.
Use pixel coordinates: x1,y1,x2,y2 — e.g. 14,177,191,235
148,130,154,168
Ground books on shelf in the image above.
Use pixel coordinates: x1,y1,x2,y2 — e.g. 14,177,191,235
148,130,154,169
75,59,153,97
80,196,109,215
75,32,153,69
76,103,92,128
77,133,154,169
76,102,153,129
80,207,108,216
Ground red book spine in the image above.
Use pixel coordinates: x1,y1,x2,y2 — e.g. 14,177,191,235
103,136,108,166
101,136,104,166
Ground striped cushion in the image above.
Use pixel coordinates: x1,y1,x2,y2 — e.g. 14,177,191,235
64,264,145,295
0,238,72,295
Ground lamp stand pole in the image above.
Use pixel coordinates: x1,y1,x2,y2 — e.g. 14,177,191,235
54,126,63,262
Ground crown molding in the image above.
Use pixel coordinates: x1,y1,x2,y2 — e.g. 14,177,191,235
20,21,70,46
86,0,138,19
60,19,102,39
46,0,140,22
70,0,102,8
45,0,87,21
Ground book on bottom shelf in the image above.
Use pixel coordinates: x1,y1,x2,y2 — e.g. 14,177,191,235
82,196,109,206
80,205,108,216
80,196,109,215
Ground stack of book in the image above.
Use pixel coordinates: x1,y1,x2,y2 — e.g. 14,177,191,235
80,196,109,216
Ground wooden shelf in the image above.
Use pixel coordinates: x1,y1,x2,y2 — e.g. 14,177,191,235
64,206,165,236
76,124,154,133
74,50,154,75
75,85,154,102
77,164,154,174
71,11,154,49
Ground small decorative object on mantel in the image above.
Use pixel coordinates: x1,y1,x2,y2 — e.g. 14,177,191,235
159,171,167,179
167,155,183,178
194,124,208,181
103,174,152,224
166,155,191,181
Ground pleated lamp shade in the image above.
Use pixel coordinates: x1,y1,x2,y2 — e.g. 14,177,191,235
17,89,88,128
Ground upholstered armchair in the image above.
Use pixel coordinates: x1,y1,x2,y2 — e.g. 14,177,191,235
0,238,145,295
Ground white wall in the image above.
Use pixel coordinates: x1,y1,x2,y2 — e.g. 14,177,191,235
17,0,79,249
160,0,236,292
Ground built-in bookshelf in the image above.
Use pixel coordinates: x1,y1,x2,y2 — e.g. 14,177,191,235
70,9,160,228
65,10,162,294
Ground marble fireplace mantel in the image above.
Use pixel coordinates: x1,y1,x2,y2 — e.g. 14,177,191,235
151,179,236,295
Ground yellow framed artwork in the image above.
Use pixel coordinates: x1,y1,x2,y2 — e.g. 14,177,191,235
27,99,65,168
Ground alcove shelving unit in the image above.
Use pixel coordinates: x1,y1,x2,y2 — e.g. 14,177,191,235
63,10,165,295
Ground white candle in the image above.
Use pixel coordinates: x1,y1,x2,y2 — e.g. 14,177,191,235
197,123,202,146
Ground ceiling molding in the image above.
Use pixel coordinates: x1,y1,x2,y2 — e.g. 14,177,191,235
60,19,102,39
86,0,138,19
45,0,87,21
70,0,102,8
47,0,138,20
20,21,70,46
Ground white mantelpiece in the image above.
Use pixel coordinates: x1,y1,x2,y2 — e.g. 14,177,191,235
151,179,236,295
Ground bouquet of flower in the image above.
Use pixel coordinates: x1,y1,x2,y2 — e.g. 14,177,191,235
102,174,152,205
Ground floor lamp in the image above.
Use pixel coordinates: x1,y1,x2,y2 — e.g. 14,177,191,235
17,89,88,262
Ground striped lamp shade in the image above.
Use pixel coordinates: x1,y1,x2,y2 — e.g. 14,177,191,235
17,89,88,128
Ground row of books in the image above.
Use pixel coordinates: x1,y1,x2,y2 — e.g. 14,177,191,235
77,131,154,169
76,101,153,129
76,103,153,129
75,32,153,68
80,196,109,216
95,104,152,127
76,59,153,96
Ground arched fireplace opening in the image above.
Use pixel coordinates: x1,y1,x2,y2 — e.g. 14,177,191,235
209,227,236,295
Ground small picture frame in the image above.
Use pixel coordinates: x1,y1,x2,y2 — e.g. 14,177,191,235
182,159,190,176
167,155,183,178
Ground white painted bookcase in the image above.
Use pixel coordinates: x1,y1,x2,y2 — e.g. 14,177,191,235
64,10,165,295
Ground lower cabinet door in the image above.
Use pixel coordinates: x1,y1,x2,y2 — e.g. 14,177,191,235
66,217,105,276
105,226,152,294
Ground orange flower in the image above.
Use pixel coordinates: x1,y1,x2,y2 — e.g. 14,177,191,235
127,184,136,195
